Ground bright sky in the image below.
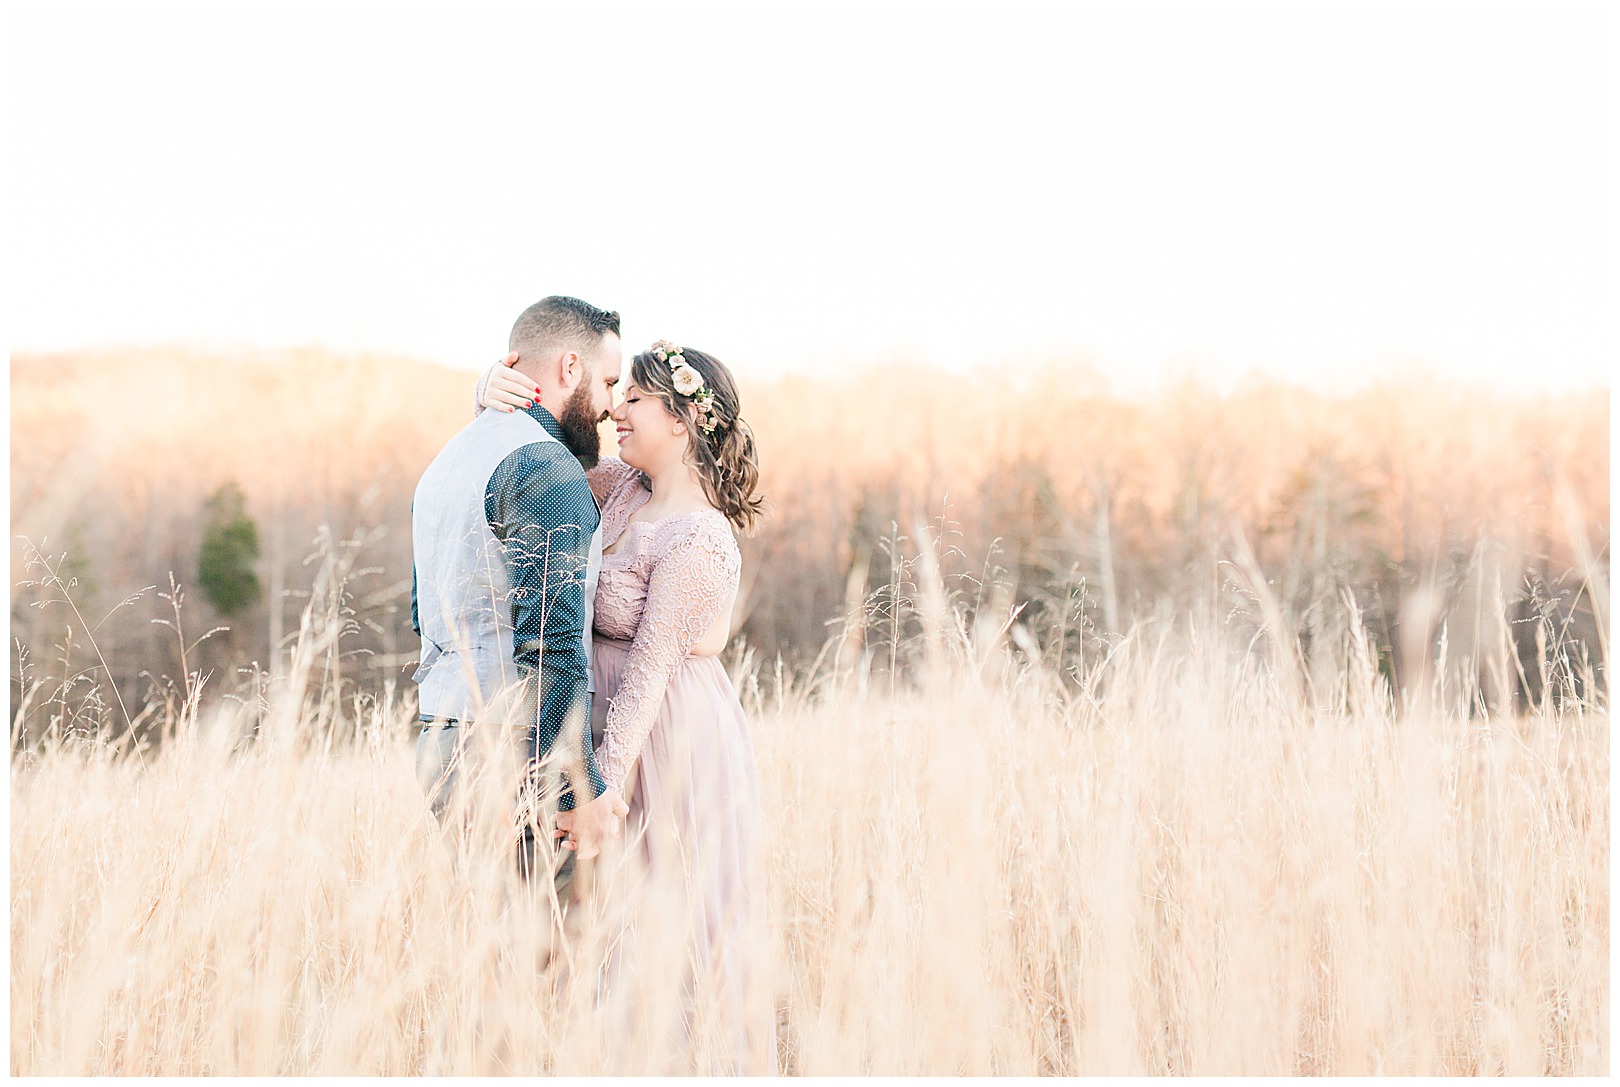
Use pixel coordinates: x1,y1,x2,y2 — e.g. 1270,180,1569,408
8,1,1616,392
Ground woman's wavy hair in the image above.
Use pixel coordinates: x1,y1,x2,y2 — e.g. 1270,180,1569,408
628,345,766,536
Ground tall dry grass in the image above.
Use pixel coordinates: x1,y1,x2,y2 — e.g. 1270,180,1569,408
9,531,1608,1075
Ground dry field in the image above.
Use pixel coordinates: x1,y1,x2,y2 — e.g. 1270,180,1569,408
8,348,1610,1073
8,537,1609,1075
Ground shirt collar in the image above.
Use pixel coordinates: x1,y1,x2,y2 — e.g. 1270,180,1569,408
525,402,568,443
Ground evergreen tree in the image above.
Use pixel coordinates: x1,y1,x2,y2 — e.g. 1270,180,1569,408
198,482,261,615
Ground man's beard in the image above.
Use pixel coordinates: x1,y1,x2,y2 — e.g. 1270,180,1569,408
556,380,602,469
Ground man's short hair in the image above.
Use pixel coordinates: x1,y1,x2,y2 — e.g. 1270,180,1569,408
509,296,621,358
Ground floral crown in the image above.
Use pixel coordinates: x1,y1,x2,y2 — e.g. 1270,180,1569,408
649,340,720,437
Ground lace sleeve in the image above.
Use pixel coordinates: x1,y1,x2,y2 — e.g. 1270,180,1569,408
472,364,493,417
585,456,642,506
595,516,741,793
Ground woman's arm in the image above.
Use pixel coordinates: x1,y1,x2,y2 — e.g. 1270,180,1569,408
594,519,740,793
586,457,641,505
473,351,541,416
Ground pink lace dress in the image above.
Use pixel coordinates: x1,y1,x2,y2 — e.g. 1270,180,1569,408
587,458,774,1074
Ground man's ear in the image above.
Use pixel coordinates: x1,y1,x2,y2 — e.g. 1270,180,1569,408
559,350,584,389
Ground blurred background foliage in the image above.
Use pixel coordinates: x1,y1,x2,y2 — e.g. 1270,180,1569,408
8,348,1608,736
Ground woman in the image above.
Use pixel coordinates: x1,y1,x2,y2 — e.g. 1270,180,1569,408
476,341,774,1074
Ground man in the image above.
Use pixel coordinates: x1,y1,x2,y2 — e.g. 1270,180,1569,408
411,295,627,889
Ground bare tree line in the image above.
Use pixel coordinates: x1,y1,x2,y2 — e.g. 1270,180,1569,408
9,349,1608,738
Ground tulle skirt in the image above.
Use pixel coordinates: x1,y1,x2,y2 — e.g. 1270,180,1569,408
590,636,776,1075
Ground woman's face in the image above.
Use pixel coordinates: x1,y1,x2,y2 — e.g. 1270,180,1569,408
610,381,687,472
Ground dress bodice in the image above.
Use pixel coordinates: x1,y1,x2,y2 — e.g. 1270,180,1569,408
585,458,742,791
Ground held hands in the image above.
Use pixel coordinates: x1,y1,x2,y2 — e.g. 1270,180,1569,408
553,788,629,861
482,351,540,412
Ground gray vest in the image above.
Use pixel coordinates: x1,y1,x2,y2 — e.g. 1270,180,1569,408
411,409,602,722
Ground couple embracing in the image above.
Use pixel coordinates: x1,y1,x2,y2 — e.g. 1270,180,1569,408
409,295,773,1073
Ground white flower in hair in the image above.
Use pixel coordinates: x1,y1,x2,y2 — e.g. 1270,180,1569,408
671,361,704,396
